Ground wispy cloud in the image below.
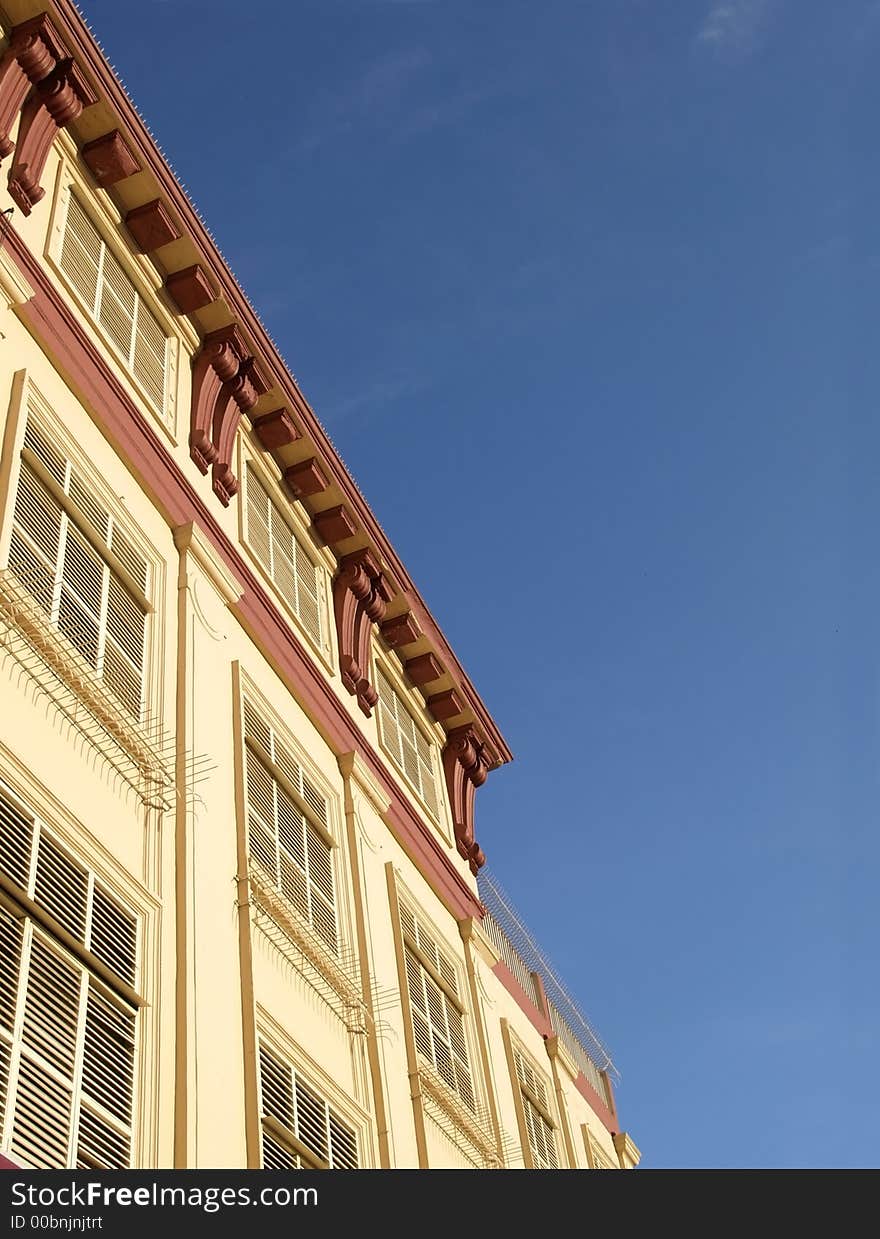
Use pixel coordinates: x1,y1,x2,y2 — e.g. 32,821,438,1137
696,0,775,56
293,48,431,155
292,43,511,156
321,373,429,425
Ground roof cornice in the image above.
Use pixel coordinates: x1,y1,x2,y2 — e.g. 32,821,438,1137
34,0,511,766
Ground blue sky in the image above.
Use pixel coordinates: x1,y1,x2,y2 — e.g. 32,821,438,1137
84,0,879,1168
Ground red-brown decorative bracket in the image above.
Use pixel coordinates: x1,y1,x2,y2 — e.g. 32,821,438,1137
0,15,66,160
253,407,299,449
190,325,268,505
166,264,214,314
314,505,357,545
284,457,329,500
81,129,139,186
333,549,394,717
380,612,421,649
406,652,444,686
8,58,97,214
443,726,495,874
125,199,179,252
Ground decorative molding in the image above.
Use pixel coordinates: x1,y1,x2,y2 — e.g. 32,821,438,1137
0,242,35,308
165,264,214,314
465,920,502,971
545,1034,579,1084
442,725,493,872
125,198,179,252
0,15,67,160
333,549,393,716
9,60,96,213
283,456,328,500
405,652,444,686
428,689,465,723
173,520,243,607
338,750,392,820
612,1130,641,1169
314,504,357,545
380,612,421,649
189,324,269,505
80,128,139,188
252,407,299,450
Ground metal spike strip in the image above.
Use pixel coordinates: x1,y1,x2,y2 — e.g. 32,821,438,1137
478,867,619,1082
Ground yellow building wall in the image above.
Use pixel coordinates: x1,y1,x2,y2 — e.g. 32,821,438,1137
0,80,636,1172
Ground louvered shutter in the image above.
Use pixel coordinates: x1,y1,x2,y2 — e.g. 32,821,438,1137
60,191,169,419
0,787,139,989
258,1044,358,1170
376,669,440,815
513,1047,558,1169
400,902,475,1112
9,417,150,722
1,925,137,1170
245,467,326,648
0,787,139,1170
243,702,338,954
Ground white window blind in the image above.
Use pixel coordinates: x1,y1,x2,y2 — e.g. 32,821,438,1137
8,417,149,722
245,467,325,649
399,901,475,1112
376,669,439,816
0,789,138,1170
59,192,169,418
243,700,338,955
258,1043,358,1169
513,1047,558,1169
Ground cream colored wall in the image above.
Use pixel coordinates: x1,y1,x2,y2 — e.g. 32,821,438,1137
0,307,179,1168
0,116,635,1171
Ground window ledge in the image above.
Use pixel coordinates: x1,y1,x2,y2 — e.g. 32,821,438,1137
415,1058,500,1168
246,868,364,1031
0,570,172,807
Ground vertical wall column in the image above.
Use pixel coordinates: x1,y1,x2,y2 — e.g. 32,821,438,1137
172,521,244,1167
337,751,394,1167
458,918,507,1164
544,1037,579,1168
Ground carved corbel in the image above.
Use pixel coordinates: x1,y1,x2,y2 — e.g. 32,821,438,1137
443,726,495,874
0,15,66,159
334,549,394,717
190,325,268,505
8,58,96,214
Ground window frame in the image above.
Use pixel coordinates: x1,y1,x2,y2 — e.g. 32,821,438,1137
0,780,144,1171
236,677,353,957
397,893,479,1115
510,1041,560,1170
254,1011,372,1170
2,387,161,730
373,655,448,836
238,448,334,670
43,141,189,440
241,695,341,958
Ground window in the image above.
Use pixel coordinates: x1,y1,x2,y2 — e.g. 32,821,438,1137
513,1046,559,1170
243,700,338,955
584,1127,617,1170
0,788,138,1169
258,1043,358,1169
59,191,169,419
376,667,439,816
399,900,475,1112
244,466,326,649
7,416,150,721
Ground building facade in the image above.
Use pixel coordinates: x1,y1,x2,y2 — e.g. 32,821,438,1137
0,1,639,1172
